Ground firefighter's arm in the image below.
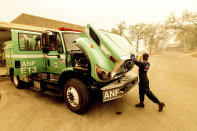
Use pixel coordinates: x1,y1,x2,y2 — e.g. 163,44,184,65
130,54,143,67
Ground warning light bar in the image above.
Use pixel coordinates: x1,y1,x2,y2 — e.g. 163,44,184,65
58,27,82,33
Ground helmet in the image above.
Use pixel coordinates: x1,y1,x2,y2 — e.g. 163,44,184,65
142,53,149,60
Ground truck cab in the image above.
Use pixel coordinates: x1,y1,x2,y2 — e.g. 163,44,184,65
4,24,138,113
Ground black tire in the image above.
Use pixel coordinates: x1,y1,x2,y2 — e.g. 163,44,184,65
12,74,23,89
63,78,90,114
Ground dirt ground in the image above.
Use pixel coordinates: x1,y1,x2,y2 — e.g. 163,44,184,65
0,52,197,131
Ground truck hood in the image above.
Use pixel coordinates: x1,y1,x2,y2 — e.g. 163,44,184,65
98,29,133,60
76,24,134,82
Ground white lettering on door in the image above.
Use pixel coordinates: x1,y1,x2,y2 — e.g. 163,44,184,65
21,68,26,74
20,61,37,74
21,61,26,66
32,67,37,73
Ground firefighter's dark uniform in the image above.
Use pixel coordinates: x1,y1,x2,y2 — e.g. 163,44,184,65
132,57,160,104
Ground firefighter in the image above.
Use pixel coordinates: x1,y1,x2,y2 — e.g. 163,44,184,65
50,35,56,51
130,53,165,112
35,36,41,51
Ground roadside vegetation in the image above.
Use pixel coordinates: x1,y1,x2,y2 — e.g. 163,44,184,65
110,10,197,55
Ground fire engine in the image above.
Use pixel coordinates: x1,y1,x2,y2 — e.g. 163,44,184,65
2,22,138,113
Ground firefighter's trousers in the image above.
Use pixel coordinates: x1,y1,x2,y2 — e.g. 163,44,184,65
139,80,160,104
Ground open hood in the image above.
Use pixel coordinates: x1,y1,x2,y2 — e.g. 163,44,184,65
76,24,134,82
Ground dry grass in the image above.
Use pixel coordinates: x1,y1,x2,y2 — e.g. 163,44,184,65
191,53,197,58
181,49,197,53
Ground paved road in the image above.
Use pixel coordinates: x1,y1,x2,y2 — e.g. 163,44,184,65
0,52,197,131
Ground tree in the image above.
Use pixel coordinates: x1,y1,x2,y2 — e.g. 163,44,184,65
154,25,170,53
175,26,197,50
165,11,197,50
128,23,168,54
142,24,156,53
128,23,146,52
111,21,126,36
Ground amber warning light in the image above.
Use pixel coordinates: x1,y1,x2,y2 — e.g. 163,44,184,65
58,27,82,33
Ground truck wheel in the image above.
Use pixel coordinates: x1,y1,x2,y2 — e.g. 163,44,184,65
63,78,90,114
12,75,22,89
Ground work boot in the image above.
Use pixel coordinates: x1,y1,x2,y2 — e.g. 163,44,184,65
158,102,165,112
135,102,145,108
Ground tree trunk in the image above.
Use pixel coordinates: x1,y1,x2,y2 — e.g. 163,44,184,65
136,40,139,53
149,44,152,55
155,44,158,54
144,40,147,52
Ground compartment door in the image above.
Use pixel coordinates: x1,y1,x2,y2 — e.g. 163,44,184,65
12,29,44,76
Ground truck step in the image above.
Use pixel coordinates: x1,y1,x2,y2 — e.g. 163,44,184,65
44,79,59,85
31,77,59,85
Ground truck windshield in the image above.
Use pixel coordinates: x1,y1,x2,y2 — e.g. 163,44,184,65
63,33,81,51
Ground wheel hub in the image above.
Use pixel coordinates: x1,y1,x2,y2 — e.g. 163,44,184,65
67,86,79,107
13,75,18,86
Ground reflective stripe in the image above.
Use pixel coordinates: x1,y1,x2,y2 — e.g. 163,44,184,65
47,55,65,59
8,54,65,59
5,55,10,58
12,54,44,58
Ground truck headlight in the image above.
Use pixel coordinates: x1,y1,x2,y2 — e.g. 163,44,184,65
118,60,133,73
95,65,111,81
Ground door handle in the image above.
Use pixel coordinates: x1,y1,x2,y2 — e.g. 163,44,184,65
47,60,50,66
15,61,20,68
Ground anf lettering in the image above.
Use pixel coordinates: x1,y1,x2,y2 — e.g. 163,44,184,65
21,61,36,67
20,61,37,74
104,89,120,100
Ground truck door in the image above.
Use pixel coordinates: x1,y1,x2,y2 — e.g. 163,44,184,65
46,33,65,74
12,30,44,76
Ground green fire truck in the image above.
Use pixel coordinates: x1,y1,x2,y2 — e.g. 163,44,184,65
4,24,138,113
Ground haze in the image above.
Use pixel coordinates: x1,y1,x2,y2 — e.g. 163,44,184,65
0,0,197,30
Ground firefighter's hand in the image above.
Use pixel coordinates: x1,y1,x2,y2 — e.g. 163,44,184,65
138,55,143,61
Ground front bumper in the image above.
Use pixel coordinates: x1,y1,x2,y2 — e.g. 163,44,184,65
101,72,138,102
